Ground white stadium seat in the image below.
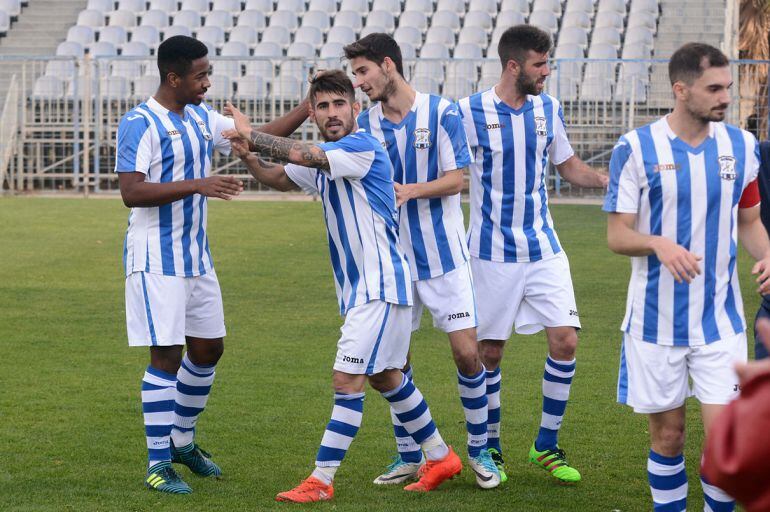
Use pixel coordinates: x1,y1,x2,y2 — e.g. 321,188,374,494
149,0,178,12
320,42,344,60
595,11,624,30
562,11,591,30
228,26,259,47
57,41,85,57
196,26,225,48
592,27,622,50
630,0,658,15
294,26,324,49
394,26,421,47
327,25,356,45
627,11,657,33
425,26,455,46
117,0,147,13
334,11,363,32
463,11,493,33
244,0,273,10
141,10,170,29
32,76,65,99
278,0,307,11
528,10,558,34
431,10,461,32
180,0,210,13
261,25,291,48
133,25,161,47
237,10,266,30
533,0,562,16
121,41,151,56
272,76,302,101
212,0,242,14
99,26,128,46
101,76,130,100
501,0,529,14
77,9,105,28
89,41,118,57
458,26,487,47
411,76,440,95
206,74,233,99
0,0,20,18
308,0,336,12
404,0,433,14
468,0,497,13
372,0,400,12
133,75,159,99
87,0,113,13
399,11,428,33
67,25,96,46
454,42,483,60
497,10,526,28
436,0,465,15
172,10,201,29
443,76,475,100
340,0,368,11
366,11,395,32
558,26,588,49
205,10,234,30
235,76,266,100
598,0,626,15
359,25,387,39
270,10,299,32
302,11,331,33
109,10,138,28
421,42,450,59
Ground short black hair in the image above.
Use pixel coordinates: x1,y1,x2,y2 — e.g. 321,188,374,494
157,35,209,83
497,24,552,67
309,69,356,104
668,43,729,85
343,33,404,78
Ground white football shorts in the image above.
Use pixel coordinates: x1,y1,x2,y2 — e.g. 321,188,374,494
334,300,411,375
471,252,581,341
617,331,747,414
412,261,477,333
125,270,226,346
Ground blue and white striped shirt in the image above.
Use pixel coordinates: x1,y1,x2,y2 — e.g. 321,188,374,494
285,130,413,315
115,97,234,277
358,92,473,280
458,89,574,263
604,117,760,346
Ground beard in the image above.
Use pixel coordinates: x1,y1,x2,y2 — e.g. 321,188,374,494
516,72,541,96
319,117,355,142
369,75,398,103
687,102,729,124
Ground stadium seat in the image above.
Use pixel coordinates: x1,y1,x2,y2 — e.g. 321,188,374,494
372,0,400,12
595,11,624,30
308,0,336,12
592,27,621,50
270,11,299,32
622,44,651,59
425,26,455,46
67,25,96,46
212,58,242,80
302,11,330,33
180,0,209,12
319,42,344,60
463,11,493,33
598,0,626,15
294,26,324,49
218,41,249,77
237,10,266,30
89,41,118,56
360,25,388,38
327,25,356,45
468,0,497,13
581,73,614,101
100,76,130,100
244,0,273,11
496,10,526,28
121,41,151,55
77,9,106,28
454,42,483,60
490,26,506,46
159,26,191,41
436,0,465,15
272,76,302,101
446,58,477,81
278,0,306,10
558,26,588,50
411,76,440,95
32,76,65,99
562,11,591,30
625,26,654,47
133,75,159,98
234,75,266,100
254,41,282,57
627,11,657,33
394,26,421,47
57,41,85,57
533,0,562,16
615,71,648,102
588,43,617,59
478,74,497,90
0,0,20,18
196,26,225,49
261,25,291,48
246,60,276,82
99,26,128,47
404,0,433,14
212,0,242,14
565,0,594,14
207,74,233,100
458,26,487,47
399,11,428,33
287,41,315,58
528,10,558,34
228,25,258,47
206,10,234,29
133,25,161,47
399,42,417,59
173,10,201,29
117,0,147,13
334,11,363,32
366,10,395,32
630,0,658,15
141,9,170,29
0,11,9,35
431,10,461,32
86,0,114,13
480,59,499,79
443,76,475,100
149,0,178,12
45,59,76,79
340,0,368,11
500,0,530,14
421,42,450,59
109,10,138,28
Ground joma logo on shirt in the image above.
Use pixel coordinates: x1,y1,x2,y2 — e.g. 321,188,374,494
486,123,504,130
653,163,680,172
167,130,181,136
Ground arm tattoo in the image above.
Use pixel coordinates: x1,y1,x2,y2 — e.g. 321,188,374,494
249,129,329,170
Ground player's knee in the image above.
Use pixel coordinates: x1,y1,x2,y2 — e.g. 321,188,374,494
332,372,364,394
653,425,686,456
453,348,481,376
479,343,504,369
550,329,578,359
187,340,224,366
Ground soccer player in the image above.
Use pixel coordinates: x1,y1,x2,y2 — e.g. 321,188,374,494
223,70,462,503
342,33,500,488
116,35,307,494
456,24,607,483
753,140,770,360
604,42,770,511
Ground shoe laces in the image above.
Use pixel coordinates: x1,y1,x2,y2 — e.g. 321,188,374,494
488,448,505,465
297,478,326,492
542,448,569,466
154,464,184,483
475,450,499,474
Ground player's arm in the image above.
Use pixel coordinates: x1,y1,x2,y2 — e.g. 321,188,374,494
607,212,701,284
253,98,310,138
555,155,609,189
226,132,298,192
118,173,244,207
394,169,465,206
738,204,770,295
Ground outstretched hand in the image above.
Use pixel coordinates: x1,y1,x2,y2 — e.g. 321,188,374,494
197,175,243,200
223,101,253,140
222,129,251,159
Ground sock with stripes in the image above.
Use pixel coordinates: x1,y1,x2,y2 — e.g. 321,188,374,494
648,450,688,511
390,366,423,463
535,356,576,451
170,353,216,448
383,374,448,461
457,366,488,457
142,365,177,468
312,392,365,484
485,367,502,453
701,475,735,512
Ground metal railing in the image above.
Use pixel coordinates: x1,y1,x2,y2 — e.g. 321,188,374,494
0,74,19,192
1,56,768,196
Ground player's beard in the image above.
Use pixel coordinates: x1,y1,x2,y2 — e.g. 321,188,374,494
687,101,729,124
370,75,398,103
319,116,355,142
516,72,541,97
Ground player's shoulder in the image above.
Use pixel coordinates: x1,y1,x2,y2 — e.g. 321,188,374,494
535,92,560,108
186,102,215,121
715,122,758,148
119,104,151,126
336,129,381,152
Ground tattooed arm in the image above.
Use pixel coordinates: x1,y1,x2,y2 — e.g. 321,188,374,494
248,129,330,171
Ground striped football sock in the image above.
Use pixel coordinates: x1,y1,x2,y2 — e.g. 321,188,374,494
390,367,422,463
535,357,576,451
701,475,735,512
457,366,488,457
312,391,365,484
170,353,216,448
485,367,502,453
142,365,177,467
648,450,688,511
383,374,448,461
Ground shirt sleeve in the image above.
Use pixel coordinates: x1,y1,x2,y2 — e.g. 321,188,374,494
438,102,473,172
457,96,478,149
549,104,575,165
739,179,760,209
115,111,153,175
284,164,319,195
205,105,235,156
603,136,641,213
318,132,376,180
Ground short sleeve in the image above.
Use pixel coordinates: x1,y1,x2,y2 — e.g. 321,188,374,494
603,136,641,213
284,164,319,195
457,96,478,149
318,132,377,180
739,179,760,209
115,111,153,174
438,102,473,172
549,104,575,165
206,106,235,156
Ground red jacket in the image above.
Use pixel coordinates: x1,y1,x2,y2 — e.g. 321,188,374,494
702,370,770,512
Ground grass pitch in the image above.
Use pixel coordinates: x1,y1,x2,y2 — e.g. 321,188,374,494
0,197,761,511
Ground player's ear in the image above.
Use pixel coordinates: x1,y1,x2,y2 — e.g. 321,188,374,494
308,103,317,123
166,71,180,88
352,100,361,117
672,80,687,101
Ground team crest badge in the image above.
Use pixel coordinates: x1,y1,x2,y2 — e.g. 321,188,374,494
413,128,431,149
534,116,547,136
718,155,736,181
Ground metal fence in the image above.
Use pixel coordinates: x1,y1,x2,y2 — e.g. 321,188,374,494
1,56,767,196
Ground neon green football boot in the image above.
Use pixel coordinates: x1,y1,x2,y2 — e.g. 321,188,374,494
487,448,508,483
528,443,581,483
145,462,192,494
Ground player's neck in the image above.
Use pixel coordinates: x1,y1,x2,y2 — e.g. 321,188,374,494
495,77,527,110
153,87,186,116
380,82,416,124
666,108,711,147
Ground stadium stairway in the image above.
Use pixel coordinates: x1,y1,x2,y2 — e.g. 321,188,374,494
0,0,86,93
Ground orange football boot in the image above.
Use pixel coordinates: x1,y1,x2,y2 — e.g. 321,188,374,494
404,446,462,492
275,476,334,503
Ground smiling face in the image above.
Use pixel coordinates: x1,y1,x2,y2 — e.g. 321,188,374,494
309,91,361,142
171,56,211,106
349,56,398,103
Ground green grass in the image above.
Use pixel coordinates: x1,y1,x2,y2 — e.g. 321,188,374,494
0,197,761,511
